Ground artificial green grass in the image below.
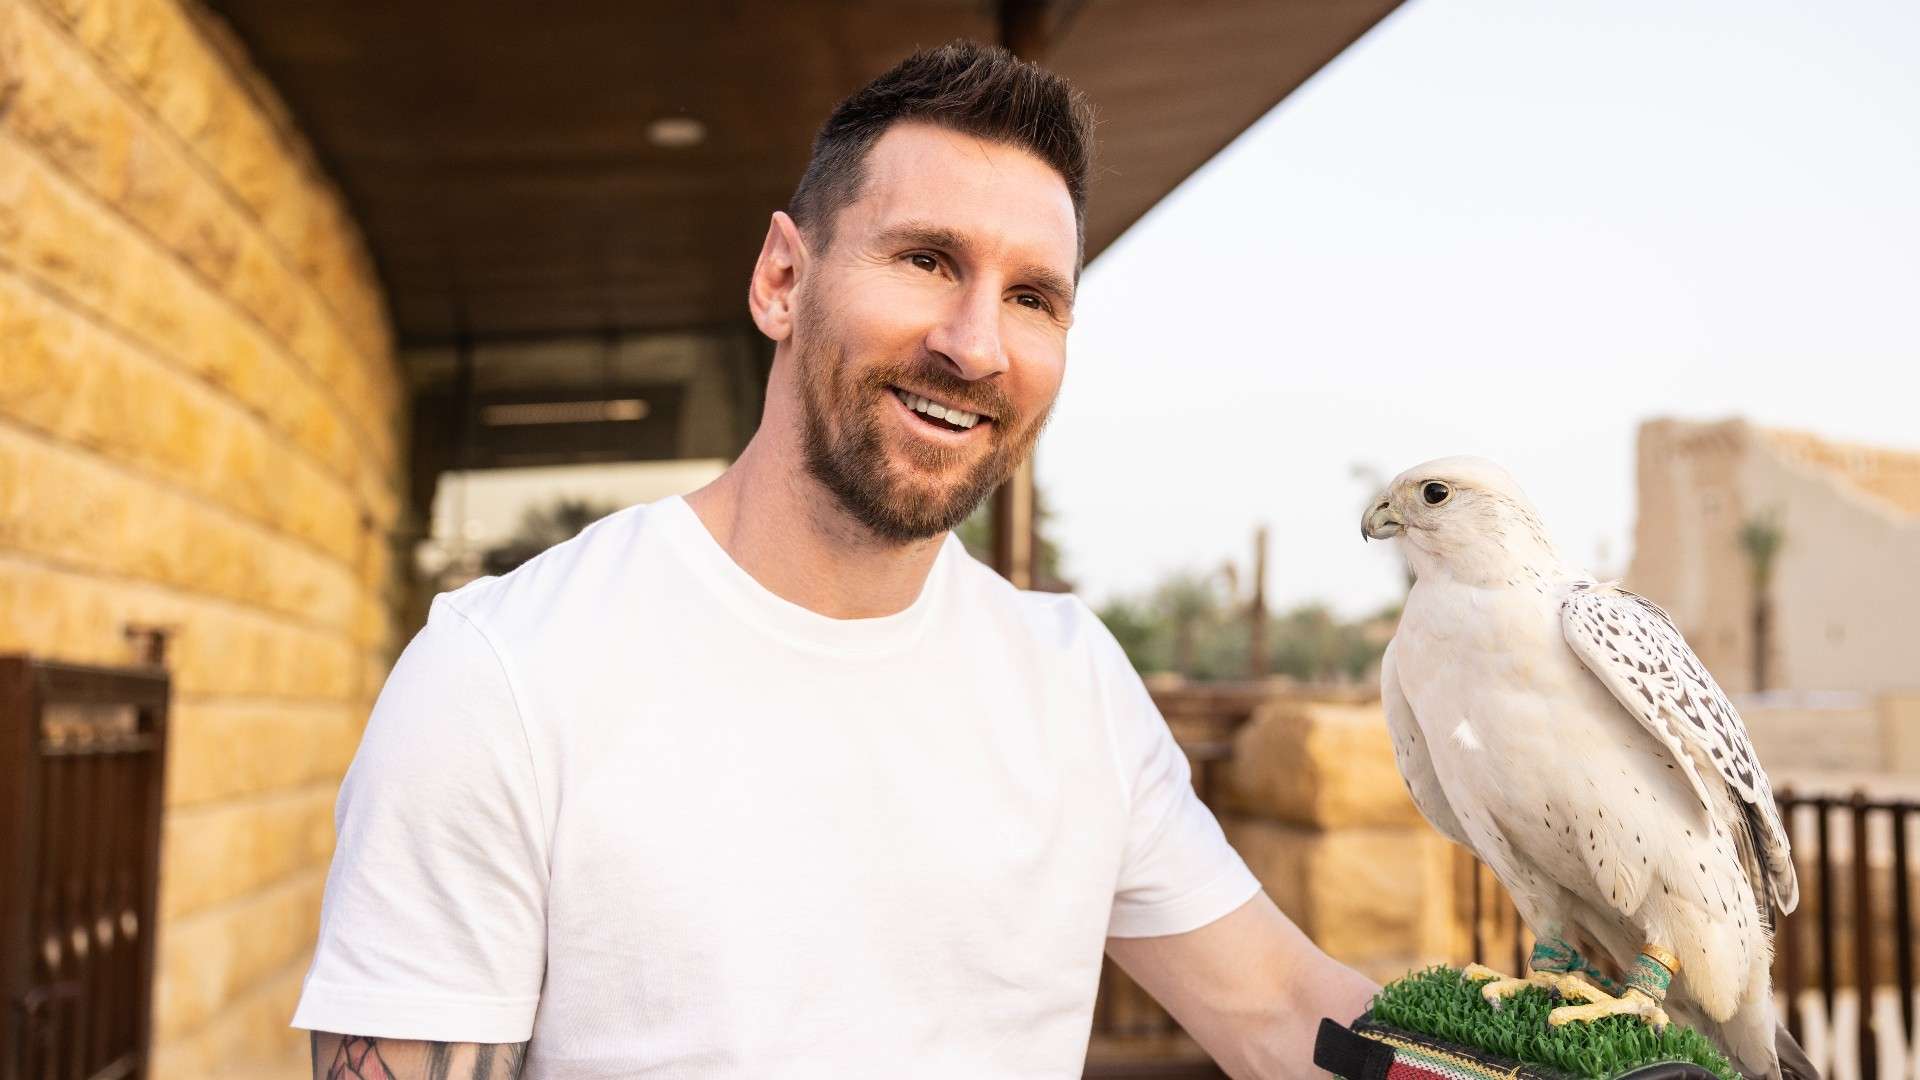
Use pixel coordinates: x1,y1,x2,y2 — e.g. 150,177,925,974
1367,966,1740,1080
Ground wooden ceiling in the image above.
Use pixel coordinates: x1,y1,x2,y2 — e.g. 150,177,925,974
203,0,1401,348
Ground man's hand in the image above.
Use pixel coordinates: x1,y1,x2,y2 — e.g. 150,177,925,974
311,1033,528,1080
1104,890,1378,1080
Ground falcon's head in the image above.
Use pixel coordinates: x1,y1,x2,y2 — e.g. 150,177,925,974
1361,456,1563,582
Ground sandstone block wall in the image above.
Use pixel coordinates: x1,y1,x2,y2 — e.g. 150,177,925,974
1222,700,1461,983
0,0,403,1074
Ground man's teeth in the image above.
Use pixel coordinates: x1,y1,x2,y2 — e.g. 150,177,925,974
894,389,981,429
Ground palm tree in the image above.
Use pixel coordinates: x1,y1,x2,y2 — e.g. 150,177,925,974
1737,512,1785,692
1161,575,1217,678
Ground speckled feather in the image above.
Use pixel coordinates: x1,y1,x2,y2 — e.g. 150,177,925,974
1562,585,1798,915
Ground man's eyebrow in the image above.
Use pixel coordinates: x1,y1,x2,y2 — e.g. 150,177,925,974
876,221,970,254
876,220,1076,311
1019,262,1076,312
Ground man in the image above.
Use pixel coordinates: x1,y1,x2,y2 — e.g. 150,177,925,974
293,40,1376,1079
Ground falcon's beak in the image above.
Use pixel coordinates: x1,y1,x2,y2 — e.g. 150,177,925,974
1362,498,1402,541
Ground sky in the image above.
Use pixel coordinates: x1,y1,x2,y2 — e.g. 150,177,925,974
1037,0,1920,618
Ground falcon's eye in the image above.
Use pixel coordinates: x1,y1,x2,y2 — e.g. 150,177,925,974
1422,481,1452,506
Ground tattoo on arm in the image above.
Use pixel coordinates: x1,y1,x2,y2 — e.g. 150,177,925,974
312,1033,529,1080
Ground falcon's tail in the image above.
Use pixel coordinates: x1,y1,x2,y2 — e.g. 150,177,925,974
1774,1022,1819,1080
1696,988,1821,1080
1674,937,1811,1080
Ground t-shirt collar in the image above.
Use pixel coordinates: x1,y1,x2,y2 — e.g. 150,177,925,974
657,494,957,658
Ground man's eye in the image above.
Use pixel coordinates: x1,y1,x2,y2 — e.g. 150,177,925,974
907,253,939,272
1014,293,1051,313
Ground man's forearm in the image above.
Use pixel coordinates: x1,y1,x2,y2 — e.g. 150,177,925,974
1239,955,1378,1080
1107,893,1384,1080
311,1033,528,1080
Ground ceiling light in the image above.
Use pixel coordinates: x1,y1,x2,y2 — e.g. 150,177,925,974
647,116,706,149
480,399,650,426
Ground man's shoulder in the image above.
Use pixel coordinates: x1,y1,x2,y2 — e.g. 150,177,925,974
440,499,672,636
943,546,1125,670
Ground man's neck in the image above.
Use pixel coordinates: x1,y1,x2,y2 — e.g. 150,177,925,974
683,436,946,620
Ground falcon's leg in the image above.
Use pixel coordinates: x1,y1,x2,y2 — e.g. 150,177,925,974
1547,945,1678,1032
1464,940,1597,1008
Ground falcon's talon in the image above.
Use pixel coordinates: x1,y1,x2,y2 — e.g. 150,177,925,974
1525,969,1591,1003
1547,985,1670,1030
1551,972,1610,1004
1463,963,1525,1008
1463,964,1573,1009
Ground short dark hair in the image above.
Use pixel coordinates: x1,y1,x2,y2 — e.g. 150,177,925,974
788,40,1097,270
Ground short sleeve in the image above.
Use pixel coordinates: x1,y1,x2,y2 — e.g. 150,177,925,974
292,596,549,1041
1097,621,1262,939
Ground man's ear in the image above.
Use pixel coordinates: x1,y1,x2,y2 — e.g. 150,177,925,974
748,211,809,342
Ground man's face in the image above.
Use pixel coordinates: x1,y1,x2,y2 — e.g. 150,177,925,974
790,122,1077,544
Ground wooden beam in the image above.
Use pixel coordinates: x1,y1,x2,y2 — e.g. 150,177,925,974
988,0,1049,588
990,460,1036,589
1249,525,1269,678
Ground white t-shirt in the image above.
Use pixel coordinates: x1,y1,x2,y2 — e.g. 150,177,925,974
292,496,1260,1078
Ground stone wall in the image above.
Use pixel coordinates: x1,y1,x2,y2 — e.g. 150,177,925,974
1628,418,1920,697
1221,699,1460,983
0,0,402,1074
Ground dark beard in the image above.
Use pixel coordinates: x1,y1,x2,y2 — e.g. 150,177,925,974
794,326,1047,545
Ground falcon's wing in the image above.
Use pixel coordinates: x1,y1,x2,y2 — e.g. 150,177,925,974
1562,584,1798,913
1381,640,1473,851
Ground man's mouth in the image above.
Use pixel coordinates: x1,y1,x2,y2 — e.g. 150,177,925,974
889,386,990,433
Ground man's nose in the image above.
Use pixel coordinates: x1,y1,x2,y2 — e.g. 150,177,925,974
925,285,1008,381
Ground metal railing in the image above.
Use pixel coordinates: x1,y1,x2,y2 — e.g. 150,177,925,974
1,657,170,1080
1462,790,1920,1080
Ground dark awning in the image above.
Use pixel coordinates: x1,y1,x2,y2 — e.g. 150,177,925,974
201,0,1402,347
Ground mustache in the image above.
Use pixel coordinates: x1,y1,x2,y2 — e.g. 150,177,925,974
866,357,1014,423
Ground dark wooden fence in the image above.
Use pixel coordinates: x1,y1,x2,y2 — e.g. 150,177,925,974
1463,789,1920,1080
1773,790,1915,1080
1,658,169,1080
1083,683,1284,1080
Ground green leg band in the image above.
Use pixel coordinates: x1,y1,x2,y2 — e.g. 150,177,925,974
1575,959,1626,997
1533,939,1626,996
1530,940,1578,973
1624,951,1675,1002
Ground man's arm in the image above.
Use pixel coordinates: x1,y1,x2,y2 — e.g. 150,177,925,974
1105,891,1378,1080
311,1033,528,1080
292,601,548,1057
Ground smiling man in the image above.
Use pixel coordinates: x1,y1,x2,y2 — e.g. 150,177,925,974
293,41,1375,1080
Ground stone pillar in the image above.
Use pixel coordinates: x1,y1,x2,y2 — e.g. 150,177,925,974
0,1,402,1075
1222,700,1459,984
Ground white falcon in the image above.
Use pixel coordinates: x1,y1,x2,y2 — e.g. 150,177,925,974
1361,456,1804,1080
